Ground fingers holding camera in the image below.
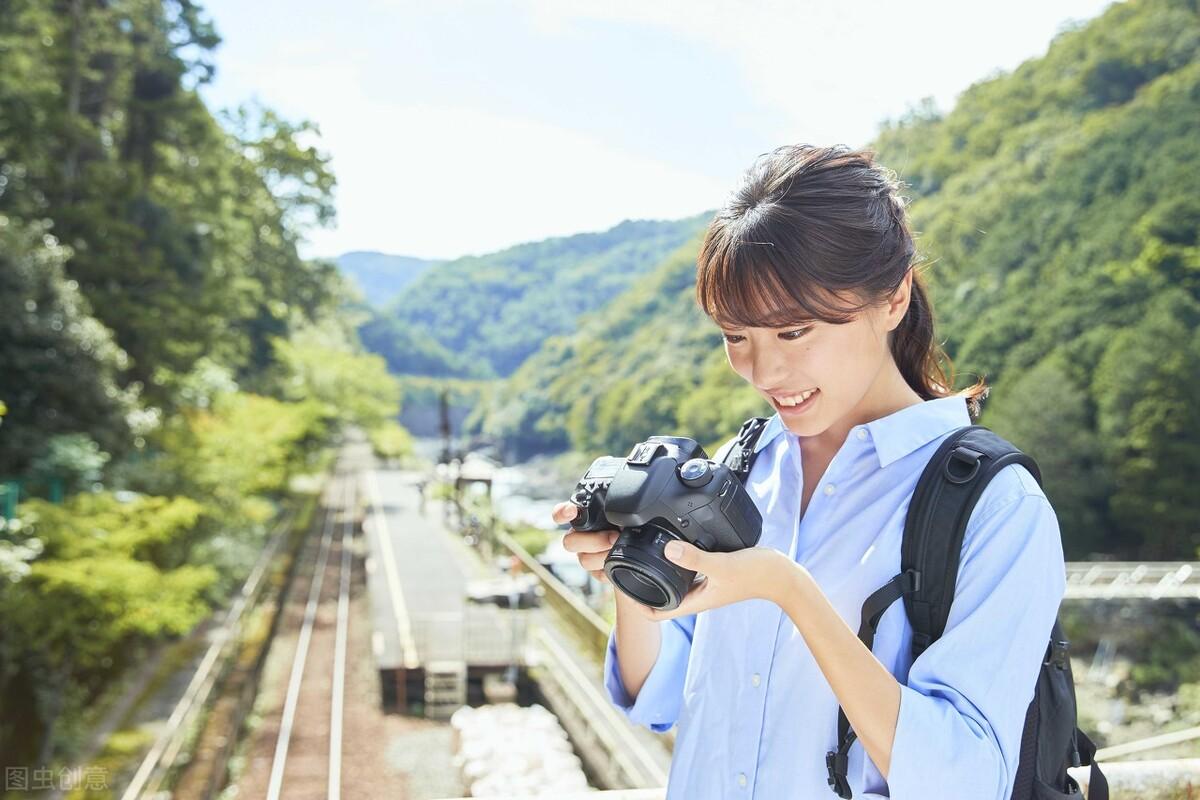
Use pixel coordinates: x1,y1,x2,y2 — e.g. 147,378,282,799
562,527,618,584
577,547,613,573
555,501,618,584
561,529,619,555
551,501,581,526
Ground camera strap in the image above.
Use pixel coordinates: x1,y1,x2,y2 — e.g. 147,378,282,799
720,416,771,482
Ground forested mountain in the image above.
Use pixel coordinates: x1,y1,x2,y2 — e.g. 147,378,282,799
337,250,441,307
462,237,744,459
0,0,402,768
468,0,1200,561
359,214,711,379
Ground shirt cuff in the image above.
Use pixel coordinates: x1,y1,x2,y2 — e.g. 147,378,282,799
887,683,1007,800
603,617,693,733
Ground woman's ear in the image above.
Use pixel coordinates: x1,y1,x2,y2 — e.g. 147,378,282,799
884,268,915,332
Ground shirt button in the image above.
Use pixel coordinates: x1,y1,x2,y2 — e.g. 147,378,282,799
824,484,836,495
856,428,868,440
751,672,761,687
738,773,748,788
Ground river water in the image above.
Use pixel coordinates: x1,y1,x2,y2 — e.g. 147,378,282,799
412,437,580,531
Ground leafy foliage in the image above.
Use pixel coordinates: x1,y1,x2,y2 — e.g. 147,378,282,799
0,217,135,477
21,492,204,567
269,323,402,433
0,493,216,765
369,420,417,462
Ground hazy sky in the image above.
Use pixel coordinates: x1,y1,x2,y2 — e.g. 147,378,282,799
197,0,1119,261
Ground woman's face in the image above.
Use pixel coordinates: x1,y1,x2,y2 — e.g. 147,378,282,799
717,270,914,443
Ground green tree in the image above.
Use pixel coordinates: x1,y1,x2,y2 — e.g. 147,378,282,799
982,351,1112,557
0,218,135,477
270,323,402,432
1092,289,1200,558
0,493,213,766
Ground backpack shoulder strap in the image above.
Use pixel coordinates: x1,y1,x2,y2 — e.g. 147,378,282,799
824,424,1047,798
717,416,771,483
901,424,1043,657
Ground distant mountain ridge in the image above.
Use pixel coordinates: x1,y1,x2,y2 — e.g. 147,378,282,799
337,251,441,307
358,213,713,379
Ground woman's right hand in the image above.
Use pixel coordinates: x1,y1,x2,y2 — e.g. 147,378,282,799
552,501,619,584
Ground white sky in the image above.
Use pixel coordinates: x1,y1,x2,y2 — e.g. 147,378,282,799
197,0,1120,261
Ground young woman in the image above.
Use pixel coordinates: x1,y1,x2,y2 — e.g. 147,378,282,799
552,144,1068,799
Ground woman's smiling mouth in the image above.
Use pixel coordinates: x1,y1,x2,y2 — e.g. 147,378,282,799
770,388,820,414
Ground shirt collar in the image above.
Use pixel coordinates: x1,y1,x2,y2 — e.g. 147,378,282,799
752,395,972,469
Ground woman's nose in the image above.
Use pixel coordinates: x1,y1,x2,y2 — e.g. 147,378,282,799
751,346,792,390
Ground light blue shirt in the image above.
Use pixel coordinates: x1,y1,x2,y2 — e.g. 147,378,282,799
603,395,1067,799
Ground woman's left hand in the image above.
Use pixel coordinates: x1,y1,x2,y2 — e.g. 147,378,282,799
635,540,798,621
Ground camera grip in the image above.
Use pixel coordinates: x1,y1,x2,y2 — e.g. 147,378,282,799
569,489,612,531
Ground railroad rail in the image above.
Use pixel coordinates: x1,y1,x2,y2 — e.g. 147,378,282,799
119,505,300,800
263,462,357,800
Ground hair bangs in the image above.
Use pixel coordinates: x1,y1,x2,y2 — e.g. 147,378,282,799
696,231,863,329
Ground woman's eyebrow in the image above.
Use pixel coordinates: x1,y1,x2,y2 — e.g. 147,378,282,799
715,311,811,326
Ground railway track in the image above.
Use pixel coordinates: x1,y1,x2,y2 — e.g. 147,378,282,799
262,456,358,800
119,506,300,800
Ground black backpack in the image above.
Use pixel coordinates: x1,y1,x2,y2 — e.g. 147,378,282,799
719,417,1109,800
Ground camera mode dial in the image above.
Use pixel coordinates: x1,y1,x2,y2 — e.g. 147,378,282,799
678,457,714,487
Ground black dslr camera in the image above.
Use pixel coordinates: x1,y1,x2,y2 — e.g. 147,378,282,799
567,436,762,610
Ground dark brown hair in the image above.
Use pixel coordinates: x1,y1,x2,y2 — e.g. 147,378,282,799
695,143,988,419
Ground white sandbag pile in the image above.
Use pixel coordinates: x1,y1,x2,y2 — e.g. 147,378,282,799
450,703,593,796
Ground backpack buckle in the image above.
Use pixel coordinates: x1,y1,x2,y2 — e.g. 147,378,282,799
825,750,851,799
1044,639,1070,669
945,446,984,484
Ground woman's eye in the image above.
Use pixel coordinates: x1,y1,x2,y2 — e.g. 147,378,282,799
722,333,745,344
780,327,811,340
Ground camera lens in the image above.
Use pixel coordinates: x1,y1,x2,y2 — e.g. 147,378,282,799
604,525,694,611
609,567,670,607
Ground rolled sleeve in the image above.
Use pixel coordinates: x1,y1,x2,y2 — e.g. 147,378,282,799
603,613,696,733
887,491,1067,800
